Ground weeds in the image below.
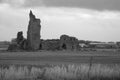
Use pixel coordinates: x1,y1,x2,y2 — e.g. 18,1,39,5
0,64,120,80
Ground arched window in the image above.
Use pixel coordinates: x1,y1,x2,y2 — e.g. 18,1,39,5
39,44,42,50
62,43,67,50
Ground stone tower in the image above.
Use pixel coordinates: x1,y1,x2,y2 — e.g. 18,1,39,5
27,10,41,50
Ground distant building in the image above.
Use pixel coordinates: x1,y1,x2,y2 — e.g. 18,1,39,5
79,43,88,48
89,42,118,49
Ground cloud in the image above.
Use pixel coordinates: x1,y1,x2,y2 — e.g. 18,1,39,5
0,0,44,8
0,0,25,7
24,7,120,41
43,0,120,11
0,4,29,40
24,0,44,7
0,0,120,11
0,4,120,41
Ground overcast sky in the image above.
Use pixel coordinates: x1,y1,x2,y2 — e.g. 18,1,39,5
0,0,120,42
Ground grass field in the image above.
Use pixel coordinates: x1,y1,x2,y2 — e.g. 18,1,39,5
0,51,120,65
0,51,120,80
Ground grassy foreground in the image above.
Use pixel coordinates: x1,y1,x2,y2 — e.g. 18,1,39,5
0,64,120,80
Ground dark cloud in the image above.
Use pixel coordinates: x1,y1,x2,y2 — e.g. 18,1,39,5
43,0,120,11
1,0,120,11
24,0,44,7
0,0,3,3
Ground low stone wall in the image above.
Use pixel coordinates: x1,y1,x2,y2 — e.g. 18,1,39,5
40,39,60,50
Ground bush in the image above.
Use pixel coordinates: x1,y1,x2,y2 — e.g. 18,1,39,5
7,44,20,51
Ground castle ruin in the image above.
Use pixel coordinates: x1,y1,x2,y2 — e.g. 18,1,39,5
8,10,80,51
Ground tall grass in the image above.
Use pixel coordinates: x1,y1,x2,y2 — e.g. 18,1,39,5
0,64,120,80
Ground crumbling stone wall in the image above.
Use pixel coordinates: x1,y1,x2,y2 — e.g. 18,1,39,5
27,10,41,50
40,39,60,50
17,31,24,44
8,31,27,51
8,10,41,51
60,35,79,50
16,31,27,49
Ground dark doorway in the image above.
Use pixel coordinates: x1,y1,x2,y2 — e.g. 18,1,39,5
62,43,67,50
39,44,42,50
